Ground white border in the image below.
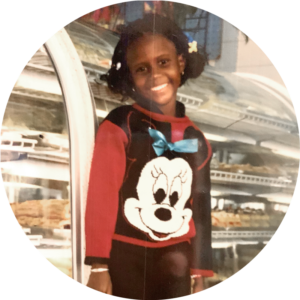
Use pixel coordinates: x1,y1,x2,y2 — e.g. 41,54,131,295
0,173,9,300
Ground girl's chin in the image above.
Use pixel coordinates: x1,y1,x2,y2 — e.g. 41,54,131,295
146,93,175,106
140,87,174,102
151,98,175,107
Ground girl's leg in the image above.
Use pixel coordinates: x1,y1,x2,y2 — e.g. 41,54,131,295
109,241,147,299
109,241,191,300
146,242,191,300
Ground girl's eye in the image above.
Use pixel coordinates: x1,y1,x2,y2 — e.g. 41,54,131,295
159,59,170,66
136,66,147,73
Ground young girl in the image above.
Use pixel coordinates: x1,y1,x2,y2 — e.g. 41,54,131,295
85,14,213,299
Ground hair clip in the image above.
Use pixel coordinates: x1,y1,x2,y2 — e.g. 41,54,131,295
188,41,198,53
116,62,121,70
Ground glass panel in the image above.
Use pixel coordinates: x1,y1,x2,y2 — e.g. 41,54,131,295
1,46,72,278
65,21,118,72
64,1,300,291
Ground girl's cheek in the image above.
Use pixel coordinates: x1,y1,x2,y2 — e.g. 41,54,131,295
131,75,140,85
132,77,140,87
135,76,147,86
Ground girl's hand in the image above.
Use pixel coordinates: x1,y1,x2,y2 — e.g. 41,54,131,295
192,276,204,293
87,264,112,295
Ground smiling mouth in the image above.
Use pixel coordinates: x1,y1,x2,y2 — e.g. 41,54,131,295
151,83,168,92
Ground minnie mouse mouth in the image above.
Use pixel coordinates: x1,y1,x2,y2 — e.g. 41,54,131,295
152,230,170,238
140,216,172,238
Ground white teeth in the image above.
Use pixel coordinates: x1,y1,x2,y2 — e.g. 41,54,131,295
151,83,168,91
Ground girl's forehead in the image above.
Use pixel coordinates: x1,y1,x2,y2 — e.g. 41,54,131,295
126,34,177,61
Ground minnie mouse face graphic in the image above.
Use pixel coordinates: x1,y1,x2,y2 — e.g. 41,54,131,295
124,157,193,241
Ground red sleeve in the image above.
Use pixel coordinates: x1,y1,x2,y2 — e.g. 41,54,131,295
85,120,128,265
190,269,214,277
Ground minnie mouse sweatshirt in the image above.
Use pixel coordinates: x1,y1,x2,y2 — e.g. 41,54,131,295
85,102,213,277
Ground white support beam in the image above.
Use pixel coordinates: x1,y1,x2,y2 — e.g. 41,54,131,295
45,28,97,284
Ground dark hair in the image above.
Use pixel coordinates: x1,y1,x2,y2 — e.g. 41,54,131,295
103,13,205,100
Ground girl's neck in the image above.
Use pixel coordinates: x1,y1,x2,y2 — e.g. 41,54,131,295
135,95,176,117
157,102,176,117
135,100,186,119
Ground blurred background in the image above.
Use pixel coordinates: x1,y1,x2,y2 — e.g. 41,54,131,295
1,0,299,290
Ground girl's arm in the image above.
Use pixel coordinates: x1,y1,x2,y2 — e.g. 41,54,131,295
192,276,205,293
190,160,213,294
190,160,213,278
85,119,128,292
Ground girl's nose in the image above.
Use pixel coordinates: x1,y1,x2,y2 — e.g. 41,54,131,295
150,66,162,79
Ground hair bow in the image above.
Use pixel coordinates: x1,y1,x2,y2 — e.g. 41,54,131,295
148,128,198,156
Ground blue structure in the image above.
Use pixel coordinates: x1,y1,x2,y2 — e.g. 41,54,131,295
124,1,144,22
123,1,222,60
183,9,222,60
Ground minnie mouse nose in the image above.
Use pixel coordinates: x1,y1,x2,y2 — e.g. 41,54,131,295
155,208,172,221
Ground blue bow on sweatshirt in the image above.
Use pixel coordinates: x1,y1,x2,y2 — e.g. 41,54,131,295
148,128,198,156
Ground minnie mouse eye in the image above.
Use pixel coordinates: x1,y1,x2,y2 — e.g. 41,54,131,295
169,191,179,207
154,188,166,204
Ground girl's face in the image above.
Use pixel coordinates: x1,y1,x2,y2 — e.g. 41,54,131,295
126,34,185,110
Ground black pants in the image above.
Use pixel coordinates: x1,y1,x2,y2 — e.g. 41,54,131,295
108,241,191,300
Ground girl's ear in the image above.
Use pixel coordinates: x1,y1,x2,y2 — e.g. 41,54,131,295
178,54,186,73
